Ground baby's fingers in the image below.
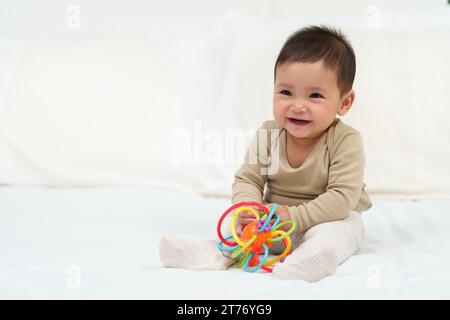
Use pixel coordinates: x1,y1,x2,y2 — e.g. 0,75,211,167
239,211,257,218
239,217,257,225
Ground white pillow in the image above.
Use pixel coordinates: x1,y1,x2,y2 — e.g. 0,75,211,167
2,10,449,199
205,12,450,198
0,17,235,190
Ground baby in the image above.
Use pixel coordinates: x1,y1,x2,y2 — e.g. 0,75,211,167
160,25,372,282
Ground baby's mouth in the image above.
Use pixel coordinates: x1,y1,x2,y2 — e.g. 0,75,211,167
287,118,312,126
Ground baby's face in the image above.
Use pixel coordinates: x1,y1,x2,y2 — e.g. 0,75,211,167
273,61,354,142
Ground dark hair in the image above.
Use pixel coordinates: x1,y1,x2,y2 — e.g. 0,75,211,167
274,25,356,96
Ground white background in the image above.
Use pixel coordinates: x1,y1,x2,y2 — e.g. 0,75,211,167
1,0,449,198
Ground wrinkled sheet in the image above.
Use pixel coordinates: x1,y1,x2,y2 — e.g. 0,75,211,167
1,186,449,299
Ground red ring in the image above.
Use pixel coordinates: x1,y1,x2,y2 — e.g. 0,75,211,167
261,266,273,272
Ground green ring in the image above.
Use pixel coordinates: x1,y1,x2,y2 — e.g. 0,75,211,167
268,220,296,242
230,235,256,259
236,251,250,268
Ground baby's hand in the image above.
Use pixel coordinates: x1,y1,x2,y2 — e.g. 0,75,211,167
266,203,291,232
236,206,261,236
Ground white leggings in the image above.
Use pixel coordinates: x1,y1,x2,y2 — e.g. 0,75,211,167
266,211,365,281
271,210,364,254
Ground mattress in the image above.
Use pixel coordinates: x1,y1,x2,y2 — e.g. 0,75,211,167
1,186,449,299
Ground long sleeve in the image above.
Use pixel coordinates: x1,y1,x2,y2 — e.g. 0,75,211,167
286,131,366,234
231,121,270,205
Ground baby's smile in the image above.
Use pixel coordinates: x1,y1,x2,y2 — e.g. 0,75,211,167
286,117,313,127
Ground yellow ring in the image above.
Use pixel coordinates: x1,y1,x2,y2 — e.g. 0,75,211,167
263,230,291,266
230,207,260,247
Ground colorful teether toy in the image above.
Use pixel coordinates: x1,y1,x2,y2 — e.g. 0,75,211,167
217,201,296,273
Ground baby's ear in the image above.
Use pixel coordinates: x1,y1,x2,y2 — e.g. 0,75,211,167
338,90,355,116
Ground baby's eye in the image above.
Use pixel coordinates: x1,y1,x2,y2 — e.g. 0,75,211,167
279,90,292,96
310,92,324,99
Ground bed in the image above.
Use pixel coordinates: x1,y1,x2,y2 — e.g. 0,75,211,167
1,1,450,300
1,185,449,299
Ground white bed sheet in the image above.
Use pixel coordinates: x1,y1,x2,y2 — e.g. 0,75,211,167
1,186,449,299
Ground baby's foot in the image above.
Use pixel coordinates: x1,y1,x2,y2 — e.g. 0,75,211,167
159,234,235,271
272,234,338,282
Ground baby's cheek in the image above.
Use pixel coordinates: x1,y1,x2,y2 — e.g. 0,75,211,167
273,109,284,125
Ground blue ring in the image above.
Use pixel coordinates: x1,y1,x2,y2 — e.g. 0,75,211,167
258,203,278,233
217,235,240,252
271,214,281,229
243,244,269,273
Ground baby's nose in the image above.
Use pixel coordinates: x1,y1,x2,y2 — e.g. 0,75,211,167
291,101,308,112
